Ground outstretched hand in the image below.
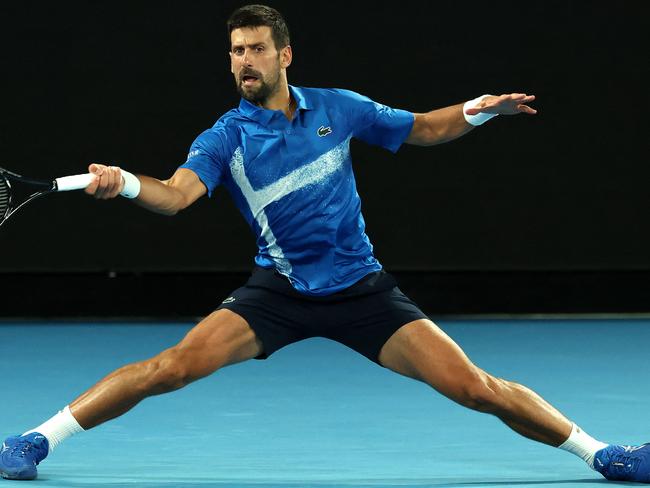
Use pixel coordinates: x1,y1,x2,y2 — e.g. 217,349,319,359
465,93,537,116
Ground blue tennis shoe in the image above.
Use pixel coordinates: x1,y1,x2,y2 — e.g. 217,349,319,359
594,444,650,482
0,432,49,480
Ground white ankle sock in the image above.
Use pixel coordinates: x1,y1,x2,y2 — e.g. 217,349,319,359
23,406,84,454
558,423,608,469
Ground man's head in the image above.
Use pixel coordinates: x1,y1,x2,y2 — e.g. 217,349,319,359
227,5,292,105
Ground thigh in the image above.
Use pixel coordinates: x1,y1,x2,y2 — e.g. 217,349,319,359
174,309,264,377
378,319,484,400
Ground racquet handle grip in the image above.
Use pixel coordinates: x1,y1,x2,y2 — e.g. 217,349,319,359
55,174,95,191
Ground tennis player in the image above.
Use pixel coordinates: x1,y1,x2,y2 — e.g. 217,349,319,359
2,4,648,482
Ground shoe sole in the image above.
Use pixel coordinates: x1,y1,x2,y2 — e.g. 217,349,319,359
1,469,37,480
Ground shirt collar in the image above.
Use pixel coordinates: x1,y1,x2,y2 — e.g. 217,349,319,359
290,85,311,111
238,85,312,126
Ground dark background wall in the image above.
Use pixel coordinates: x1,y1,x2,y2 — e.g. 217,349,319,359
0,1,648,315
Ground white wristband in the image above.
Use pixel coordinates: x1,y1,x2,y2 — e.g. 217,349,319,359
463,95,498,126
119,170,141,199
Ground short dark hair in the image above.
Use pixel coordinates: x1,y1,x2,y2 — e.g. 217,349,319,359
227,4,290,50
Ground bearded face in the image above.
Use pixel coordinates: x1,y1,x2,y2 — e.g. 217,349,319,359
235,60,282,105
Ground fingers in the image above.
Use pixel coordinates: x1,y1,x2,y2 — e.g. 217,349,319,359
504,93,528,101
508,93,537,114
508,93,536,104
465,93,537,116
85,163,124,199
517,104,538,115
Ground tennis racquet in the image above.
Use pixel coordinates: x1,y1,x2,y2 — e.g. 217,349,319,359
0,167,94,228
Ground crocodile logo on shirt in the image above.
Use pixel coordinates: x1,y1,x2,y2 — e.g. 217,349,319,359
317,126,332,137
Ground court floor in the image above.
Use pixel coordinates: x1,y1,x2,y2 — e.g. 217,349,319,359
0,319,648,487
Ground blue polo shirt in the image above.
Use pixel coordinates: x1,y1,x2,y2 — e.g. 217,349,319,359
180,86,414,296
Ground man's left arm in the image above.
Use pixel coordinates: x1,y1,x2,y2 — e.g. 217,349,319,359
405,93,537,146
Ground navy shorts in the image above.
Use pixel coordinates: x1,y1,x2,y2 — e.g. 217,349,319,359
216,267,428,364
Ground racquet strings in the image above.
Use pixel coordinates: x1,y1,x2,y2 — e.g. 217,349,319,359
0,177,9,217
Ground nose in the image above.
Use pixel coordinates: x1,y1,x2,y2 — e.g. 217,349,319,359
242,48,253,67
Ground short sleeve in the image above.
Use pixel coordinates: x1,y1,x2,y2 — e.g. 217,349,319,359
333,89,414,153
179,129,228,197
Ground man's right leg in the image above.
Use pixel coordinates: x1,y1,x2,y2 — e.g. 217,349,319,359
1,309,262,480
70,309,262,429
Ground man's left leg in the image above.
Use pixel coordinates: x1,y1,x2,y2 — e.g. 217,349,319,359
378,318,570,445
378,319,650,482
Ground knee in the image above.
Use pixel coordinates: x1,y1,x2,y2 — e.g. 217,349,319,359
456,370,506,413
141,347,201,394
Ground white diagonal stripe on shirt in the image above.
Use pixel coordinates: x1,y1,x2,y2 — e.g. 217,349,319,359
229,137,351,275
249,137,351,211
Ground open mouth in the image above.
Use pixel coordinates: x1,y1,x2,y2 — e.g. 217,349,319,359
242,75,259,86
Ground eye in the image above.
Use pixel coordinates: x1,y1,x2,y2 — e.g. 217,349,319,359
233,47,244,55
256,46,264,53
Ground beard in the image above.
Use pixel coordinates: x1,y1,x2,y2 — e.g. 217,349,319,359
235,65,282,105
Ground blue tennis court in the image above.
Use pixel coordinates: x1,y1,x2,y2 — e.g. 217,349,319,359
1,319,647,487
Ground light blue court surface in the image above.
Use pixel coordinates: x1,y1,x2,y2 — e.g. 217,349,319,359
1,319,648,487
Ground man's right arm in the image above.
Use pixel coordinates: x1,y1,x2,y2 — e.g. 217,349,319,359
84,163,207,216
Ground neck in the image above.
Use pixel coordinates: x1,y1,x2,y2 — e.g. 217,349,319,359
260,78,293,120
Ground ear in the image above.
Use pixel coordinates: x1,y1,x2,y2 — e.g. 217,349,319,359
229,52,234,74
280,45,292,69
